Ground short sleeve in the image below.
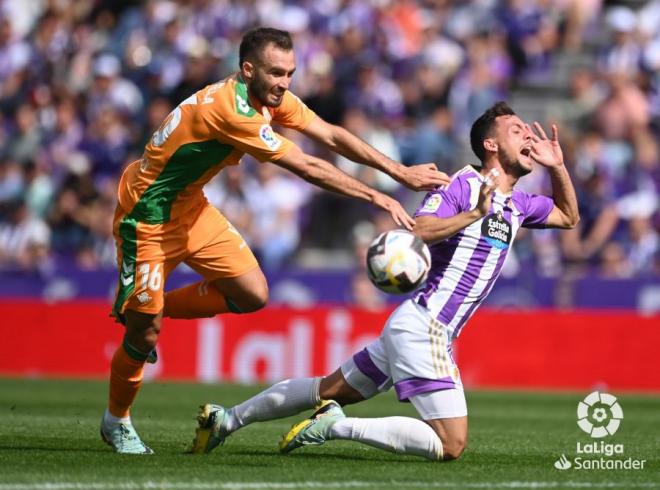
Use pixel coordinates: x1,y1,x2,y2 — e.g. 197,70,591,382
217,114,297,163
520,193,554,228
272,91,316,131
414,178,467,219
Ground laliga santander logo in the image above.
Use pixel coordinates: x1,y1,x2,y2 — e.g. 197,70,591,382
577,391,623,438
554,392,646,471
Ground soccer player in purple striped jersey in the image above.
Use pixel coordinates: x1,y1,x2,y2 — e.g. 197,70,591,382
189,102,579,462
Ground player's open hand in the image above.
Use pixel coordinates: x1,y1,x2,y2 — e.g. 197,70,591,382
372,193,416,230
528,122,564,168
400,163,451,191
475,170,499,217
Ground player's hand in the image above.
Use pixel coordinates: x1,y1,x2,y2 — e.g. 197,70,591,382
399,163,451,191
372,193,416,230
475,171,499,217
528,122,564,168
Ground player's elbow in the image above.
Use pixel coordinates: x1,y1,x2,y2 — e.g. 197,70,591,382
414,229,432,244
561,212,580,229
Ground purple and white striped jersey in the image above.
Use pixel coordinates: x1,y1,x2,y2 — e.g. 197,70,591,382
413,165,554,338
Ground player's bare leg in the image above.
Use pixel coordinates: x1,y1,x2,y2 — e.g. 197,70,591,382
101,310,161,454
164,267,268,319
426,416,468,460
318,368,365,406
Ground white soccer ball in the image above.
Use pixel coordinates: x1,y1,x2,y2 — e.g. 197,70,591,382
366,230,431,294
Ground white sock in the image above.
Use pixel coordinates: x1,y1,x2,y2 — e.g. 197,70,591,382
329,416,443,461
103,409,131,428
225,377,321,433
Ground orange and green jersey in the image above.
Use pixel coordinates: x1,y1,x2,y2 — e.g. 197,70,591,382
117,73,316,224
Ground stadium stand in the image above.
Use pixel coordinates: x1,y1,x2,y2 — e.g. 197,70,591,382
0,0,657,308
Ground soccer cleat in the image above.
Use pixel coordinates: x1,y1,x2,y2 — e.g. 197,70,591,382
188,404,230,454
100,421,154,454
279,400,345,454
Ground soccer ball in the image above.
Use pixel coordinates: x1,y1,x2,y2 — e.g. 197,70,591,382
366,230,431,294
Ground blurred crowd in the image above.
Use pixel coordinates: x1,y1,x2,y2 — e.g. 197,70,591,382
0,0,658,287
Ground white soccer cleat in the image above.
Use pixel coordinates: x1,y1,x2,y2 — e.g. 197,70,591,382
189,403,230,454
279,400,345,454
100,420,153,454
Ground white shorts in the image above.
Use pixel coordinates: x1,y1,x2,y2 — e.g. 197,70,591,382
341,299,467,420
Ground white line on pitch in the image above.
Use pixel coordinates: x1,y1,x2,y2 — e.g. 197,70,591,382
0,482,657,490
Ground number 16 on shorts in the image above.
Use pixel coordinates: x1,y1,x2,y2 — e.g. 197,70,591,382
133,262,163,308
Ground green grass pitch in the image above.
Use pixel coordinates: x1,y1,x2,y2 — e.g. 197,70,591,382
0,378,658,490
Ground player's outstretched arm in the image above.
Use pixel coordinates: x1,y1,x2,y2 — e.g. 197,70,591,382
274,145,415,230
301,117,450,191
415,177,498,244
528,122,580,229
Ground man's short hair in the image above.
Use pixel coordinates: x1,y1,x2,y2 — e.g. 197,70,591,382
470,101,516,162
239,27,293,67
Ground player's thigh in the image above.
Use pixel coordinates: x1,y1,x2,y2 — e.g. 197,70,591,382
381,299,462,400
185,206,264,306
113,213,183,318
338,337,394,401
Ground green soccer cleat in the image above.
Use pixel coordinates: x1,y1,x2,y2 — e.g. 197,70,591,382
100,421,153,454
279,400,345,454
188,404,230,454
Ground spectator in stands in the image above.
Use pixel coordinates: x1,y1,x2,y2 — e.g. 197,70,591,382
246,163,308,270
335,108,402,193
0,15,31,113
205,165,255,244
625,216,659,276
552,69,605,132
0,159,23,203
498,0,560,81
598,7,643,77
5,103,43,166
79,106,133,180
87,53,143,120
598,242,632,279
0,199,51,271
44,98,85,175
593,72,650,141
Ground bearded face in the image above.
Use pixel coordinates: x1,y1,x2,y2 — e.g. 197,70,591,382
243,44,295,108
493,115,534,177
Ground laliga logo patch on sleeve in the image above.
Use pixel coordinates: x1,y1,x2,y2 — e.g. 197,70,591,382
259,124,282,151
422,194,442,212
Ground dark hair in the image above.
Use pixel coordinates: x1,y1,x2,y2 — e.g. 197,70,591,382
239,27,293,67
469,101,516,162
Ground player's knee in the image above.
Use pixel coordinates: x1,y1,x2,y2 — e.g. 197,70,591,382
319,371,365,406
125,311,161,352
441,436,466,461
233,283,269,312
126,325,160,353
142,329,160,351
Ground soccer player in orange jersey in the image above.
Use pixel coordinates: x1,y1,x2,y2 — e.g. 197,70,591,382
100,27,450,453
